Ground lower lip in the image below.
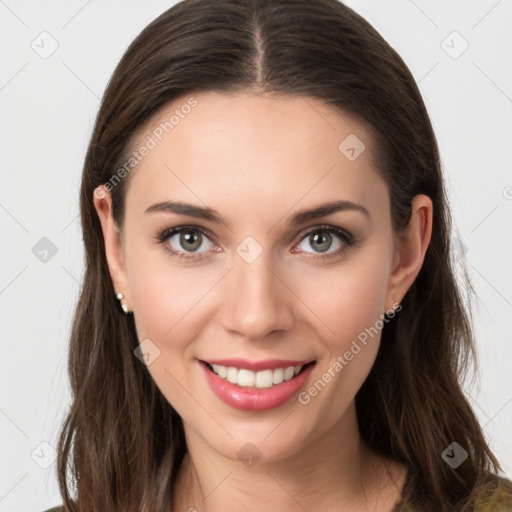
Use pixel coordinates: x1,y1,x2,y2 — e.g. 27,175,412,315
200,361,315,411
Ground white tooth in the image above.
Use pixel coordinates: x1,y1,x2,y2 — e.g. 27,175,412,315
226,367,238,384
273,368,284,385
283,366,295,381
238,369,256,387
214,365,227,378
255,369,274,388
212,364,303,388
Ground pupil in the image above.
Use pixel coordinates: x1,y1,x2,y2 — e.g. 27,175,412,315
181,231,202,251
311,232,331,252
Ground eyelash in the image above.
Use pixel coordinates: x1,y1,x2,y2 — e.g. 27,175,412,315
154,224,356,261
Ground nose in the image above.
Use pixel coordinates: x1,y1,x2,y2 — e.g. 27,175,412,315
220,251,294,341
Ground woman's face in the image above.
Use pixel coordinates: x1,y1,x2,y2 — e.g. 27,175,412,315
96,92,429,463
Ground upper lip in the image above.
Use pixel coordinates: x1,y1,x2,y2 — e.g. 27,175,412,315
200,358,315,371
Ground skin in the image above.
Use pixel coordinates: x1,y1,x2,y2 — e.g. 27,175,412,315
94,91,432,511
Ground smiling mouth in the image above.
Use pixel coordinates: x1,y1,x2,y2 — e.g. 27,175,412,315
201,361,316,389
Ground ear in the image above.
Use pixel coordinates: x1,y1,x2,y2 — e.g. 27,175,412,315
92,185,131,309
385,194,433,311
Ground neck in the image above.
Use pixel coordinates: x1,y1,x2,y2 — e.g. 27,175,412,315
172,401,406,512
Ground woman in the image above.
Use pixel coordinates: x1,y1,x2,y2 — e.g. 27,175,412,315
47,0,512,510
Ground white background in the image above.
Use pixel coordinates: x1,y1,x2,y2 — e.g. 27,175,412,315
1,1,511,510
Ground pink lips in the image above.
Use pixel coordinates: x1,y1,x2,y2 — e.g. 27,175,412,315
199,359,316,411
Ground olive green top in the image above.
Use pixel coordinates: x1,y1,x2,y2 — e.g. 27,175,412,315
42,477,512,511
393,476,512,511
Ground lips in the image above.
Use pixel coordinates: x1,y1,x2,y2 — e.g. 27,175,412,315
199,358,316,411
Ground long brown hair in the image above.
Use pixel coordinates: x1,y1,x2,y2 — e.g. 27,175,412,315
56,0,503,510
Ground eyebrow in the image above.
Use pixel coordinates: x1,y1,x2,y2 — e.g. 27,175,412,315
144,199,370,226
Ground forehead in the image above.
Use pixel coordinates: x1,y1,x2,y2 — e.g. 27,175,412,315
123,91,388,224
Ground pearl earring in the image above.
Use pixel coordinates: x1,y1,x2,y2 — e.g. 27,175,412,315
116,292,129,314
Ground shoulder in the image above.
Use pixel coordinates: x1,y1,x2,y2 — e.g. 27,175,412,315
473,475,512,511
393,473,512,511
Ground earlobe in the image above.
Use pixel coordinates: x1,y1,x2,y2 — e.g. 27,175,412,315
92,185,130,307
385,194,433,310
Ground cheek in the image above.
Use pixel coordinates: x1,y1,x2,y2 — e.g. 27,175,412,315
290,258,390,429
291,250,391,347
126,239,221,341
126,244,229,407
290,248,391,392
126,248,220,417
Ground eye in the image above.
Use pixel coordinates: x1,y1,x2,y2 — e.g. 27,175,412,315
155,226,218,260
155,224,355,261
293,225,354,258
